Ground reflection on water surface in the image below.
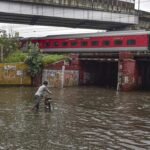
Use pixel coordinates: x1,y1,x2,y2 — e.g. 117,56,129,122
0,86,150,150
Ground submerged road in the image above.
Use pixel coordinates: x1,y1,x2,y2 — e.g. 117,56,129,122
0,86,150,150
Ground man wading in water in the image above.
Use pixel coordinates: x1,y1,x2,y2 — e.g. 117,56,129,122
32,81,52,112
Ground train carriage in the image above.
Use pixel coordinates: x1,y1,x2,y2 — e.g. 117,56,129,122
20,30,150,53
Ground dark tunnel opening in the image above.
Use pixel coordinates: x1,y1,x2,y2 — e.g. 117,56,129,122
137,60,150,90
80,61,118,89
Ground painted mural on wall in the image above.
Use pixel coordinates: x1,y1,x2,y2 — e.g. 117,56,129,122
43,69,79,88
0,63,31,85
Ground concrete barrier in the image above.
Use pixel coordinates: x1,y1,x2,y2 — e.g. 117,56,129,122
0,63,31,85
42,69,79,88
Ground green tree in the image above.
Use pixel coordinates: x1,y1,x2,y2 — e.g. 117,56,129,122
25,43,43,78
0,30,20,62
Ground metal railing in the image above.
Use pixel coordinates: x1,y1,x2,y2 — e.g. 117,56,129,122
8,0,136,15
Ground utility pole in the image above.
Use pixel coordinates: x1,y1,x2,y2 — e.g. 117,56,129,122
138,0,140,16
0,44,3,62
0,29,6,62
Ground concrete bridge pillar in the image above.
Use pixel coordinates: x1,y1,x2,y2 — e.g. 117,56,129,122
117,52,139,91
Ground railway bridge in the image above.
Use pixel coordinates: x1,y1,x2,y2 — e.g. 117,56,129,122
0,0,140,30
137,11,150,30
43,50,150,91
0,0,149,29
27,30,150,91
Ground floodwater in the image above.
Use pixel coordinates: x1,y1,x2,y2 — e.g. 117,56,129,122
0,86,150,150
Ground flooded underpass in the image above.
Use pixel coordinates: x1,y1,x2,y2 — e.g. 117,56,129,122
0,86,150,150
80,60,118,89
138,60,150,90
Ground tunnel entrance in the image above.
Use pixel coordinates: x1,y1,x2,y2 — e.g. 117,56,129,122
80,60,118,89
137,60,150,90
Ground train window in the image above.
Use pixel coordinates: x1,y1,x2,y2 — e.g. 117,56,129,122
127,39,136,45
92,41,99,46
45,42,50,48
54,42,59,46
71,41,77,46
62,42,68,46
81,41,88,47
103,40,110,46
114,40,123,46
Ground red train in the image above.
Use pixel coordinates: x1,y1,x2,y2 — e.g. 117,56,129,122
21,30,150,53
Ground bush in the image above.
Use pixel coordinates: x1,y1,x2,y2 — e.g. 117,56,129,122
42,54,65,65
25,43,42,77
4,51,27,63
0,31,20,61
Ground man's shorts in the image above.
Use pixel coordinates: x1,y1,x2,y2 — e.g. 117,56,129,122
34,95,42,105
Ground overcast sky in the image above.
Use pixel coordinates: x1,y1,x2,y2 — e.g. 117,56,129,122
0,0,149,37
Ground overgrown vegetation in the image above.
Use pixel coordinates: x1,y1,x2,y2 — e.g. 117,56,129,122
24,43,66,77
4,51,27,63
25,43,43,77
0,30,68,78
42,54,65,65
0,31,20,62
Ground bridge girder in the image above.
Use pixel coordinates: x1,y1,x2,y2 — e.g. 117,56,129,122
0,0,138,30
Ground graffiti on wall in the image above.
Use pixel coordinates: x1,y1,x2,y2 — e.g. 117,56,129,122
64,70,79,86
3,65,17,79
43,69,79,88
0,63,31,85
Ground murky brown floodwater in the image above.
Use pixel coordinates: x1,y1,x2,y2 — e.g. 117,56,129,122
0,86,150,150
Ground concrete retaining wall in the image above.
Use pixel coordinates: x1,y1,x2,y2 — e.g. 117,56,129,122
0,63,31,85
42,69,79,88
43,55,80,88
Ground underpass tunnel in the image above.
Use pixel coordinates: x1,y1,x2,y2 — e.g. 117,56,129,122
137,60,150,90
80,60,118,89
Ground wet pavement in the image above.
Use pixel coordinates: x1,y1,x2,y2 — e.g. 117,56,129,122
0,86,150,150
